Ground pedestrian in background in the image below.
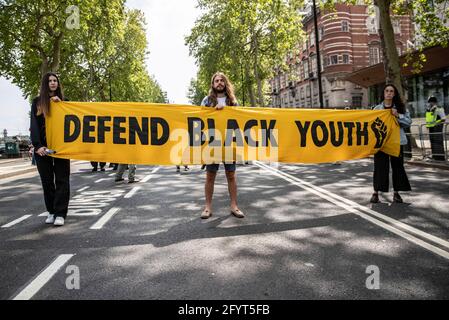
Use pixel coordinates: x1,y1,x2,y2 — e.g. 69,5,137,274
115,164,138,183
426,96,446,161
91,161,106,172
176,165,189,172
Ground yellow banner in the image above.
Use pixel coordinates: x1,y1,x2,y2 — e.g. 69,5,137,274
46,102,400,165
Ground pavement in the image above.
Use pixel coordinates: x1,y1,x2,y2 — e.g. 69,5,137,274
0,158,448,300
0,157,37,179
1,155,447,182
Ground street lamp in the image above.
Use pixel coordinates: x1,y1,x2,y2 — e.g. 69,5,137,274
312,0,324,109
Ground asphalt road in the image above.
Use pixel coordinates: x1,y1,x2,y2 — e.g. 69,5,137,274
0,159,448,300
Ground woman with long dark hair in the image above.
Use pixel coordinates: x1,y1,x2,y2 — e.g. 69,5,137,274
371,84,412,203
30,72,70,226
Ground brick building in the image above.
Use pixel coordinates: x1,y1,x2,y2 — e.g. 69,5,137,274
269,3,413,109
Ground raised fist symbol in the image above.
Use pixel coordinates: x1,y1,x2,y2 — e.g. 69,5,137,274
371,117,387,148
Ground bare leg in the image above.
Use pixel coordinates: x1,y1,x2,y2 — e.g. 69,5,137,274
205,171,217,212
225,170,238,211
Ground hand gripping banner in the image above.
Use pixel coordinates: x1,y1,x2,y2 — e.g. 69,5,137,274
45,102,400,165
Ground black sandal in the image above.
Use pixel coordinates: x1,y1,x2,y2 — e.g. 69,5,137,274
393,193,403,203
370,193,379,203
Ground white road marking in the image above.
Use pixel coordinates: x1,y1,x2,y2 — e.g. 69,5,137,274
38,212,48,217
94,178,109,183
254,161,449,260
0,163,33,170
124,187,140,199
90,207,120,230
71,160,87,165
108,173,115,177
12,254,75,300
141,167,160,183
77,186,90,192
1,215,33,228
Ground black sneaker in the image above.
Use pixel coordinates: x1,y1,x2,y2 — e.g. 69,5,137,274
128,179,139,184
115,178,124,182
393,193,403,203
370,193,379,203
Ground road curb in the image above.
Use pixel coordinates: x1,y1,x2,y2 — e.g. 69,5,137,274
406,160,449,171
0,167,37,179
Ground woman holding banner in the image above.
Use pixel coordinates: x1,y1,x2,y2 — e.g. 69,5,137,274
30,72,70,226
370,84,412,204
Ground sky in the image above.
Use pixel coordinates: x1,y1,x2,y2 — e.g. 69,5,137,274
0,0,200,136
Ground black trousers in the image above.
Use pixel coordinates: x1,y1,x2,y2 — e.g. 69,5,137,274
35,155,70,218
429,125,445,161
91,161,106,169
373,146,411,192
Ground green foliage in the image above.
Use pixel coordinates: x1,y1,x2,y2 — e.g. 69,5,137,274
186,0,306,106
0,0,165,103
187,76,208,106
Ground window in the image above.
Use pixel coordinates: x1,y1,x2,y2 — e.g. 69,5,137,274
392,19,401,34
310,55,317,76
303,60,309,79
352,95,363,108
310,30,315,47
396,46,402,56
320,54,324,72
342,54,349,64
300,87,305,100
330,55,338,65
302,40,308,51
341,20,349,32
319,26,325,41
332,80,345,90
369,47,380,65
366,16,377,34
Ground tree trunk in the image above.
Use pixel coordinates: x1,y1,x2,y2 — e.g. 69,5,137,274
245,65,256,107
374,0,405,99
253,37,264,107
49,32,64,72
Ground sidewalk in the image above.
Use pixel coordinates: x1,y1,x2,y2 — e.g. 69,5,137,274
0,157,37,179
406,158,449,171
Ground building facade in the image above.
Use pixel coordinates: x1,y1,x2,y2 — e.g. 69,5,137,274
346,46,449,117
269,3,413,109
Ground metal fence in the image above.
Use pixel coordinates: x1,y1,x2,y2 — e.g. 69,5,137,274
405,123,449,162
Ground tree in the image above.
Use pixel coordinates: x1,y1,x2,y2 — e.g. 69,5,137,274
347,0,448,98
187,76,208,106
373,0,404,96
0,0,165,103
186,0,306,107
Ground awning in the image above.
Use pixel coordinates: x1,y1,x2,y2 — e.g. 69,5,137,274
345,46,449,87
